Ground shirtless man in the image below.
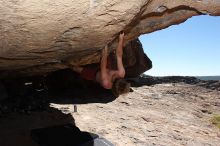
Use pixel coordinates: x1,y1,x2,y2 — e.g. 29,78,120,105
71,32,130,96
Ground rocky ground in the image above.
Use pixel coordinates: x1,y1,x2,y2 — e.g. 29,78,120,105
0,76,220,146
55,82,220,146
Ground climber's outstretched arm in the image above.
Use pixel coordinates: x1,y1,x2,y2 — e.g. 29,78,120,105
116,32,125,78
100,45,111,89
100,45,108,76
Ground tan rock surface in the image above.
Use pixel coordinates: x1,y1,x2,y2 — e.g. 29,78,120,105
54,83,220,146
1,0,220,77
0,77,220,145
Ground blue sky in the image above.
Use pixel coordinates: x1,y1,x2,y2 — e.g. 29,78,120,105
139,15,220,76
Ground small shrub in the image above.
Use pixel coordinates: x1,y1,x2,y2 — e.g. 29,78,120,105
212,115,220,129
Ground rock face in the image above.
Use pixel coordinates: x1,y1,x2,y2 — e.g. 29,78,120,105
1,0,220,78
1,76,219,145
107,39,152,78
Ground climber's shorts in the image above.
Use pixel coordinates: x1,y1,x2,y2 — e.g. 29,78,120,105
80,66,99,81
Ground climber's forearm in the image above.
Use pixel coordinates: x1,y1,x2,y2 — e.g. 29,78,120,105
116,37,124,58
100,46,108,77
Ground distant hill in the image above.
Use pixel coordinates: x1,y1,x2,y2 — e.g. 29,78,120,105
134,75,220,91
196,76,220,81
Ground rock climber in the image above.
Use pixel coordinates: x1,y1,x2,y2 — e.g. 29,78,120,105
70,32,130,96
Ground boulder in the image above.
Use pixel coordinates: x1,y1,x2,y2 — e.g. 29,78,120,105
0,0,220,78
107,39,152,78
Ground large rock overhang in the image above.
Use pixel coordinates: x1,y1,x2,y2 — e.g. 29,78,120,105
0,0,220,78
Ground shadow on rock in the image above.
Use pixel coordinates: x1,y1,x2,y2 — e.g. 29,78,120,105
0,108,75,146
0,69,117,105
0,69,116,146
0,108,111,146
44,69,117,104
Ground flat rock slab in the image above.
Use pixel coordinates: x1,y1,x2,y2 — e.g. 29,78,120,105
0,77,220,146
54,83,220,146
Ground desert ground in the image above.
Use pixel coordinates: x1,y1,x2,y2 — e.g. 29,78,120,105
54,82,220,146
0,76,220,146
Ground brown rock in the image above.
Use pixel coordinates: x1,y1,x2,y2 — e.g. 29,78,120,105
105,39,152,78
0,0,220,78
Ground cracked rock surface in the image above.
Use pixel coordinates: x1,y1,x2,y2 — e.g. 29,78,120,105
56,83,220,146
1,0,220,77
0,76,220,145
